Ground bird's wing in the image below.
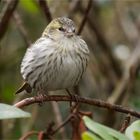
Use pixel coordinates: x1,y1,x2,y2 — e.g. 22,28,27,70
15,82,32,94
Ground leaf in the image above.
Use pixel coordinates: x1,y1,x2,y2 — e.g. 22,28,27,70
125,120,140,140
83,116,129,140
0,103,31,120
133,131,140,140
82,131,102,140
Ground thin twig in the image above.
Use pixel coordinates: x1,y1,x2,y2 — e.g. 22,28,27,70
43,122,55,139
108,40,140,104
51,114,73,135
0,0,19,40
79,5,122,78
114,1,139,46
108,2,140,105
50,101,66,139
0,120,2,139
19,131,38,140
14,95,140,118
12,11,32,46
68,0,81,18
40,115,72,139
120,114,131,133
77,0,92,35
70,104,81,140
38,0,52,22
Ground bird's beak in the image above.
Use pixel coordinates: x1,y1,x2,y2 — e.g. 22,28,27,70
66,32,74,37
65,29,74,37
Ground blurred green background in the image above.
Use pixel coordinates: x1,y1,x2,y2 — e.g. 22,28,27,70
0,0,140,139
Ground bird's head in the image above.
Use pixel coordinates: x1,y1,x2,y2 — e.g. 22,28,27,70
42,17,76,40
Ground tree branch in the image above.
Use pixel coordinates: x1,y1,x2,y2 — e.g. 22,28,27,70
38,0,52,22
14,95,140,118
51,114,73,135
68,0,81,18
77,0,92,35
120,114,131,133
79,5,122,78
108,40,140,104
19,131,38,140
12,11,32,46
0,0,19,40
50,101,66,140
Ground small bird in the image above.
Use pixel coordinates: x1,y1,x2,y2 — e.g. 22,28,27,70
16,17,89,95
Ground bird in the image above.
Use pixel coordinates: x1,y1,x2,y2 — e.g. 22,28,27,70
16,17,89,96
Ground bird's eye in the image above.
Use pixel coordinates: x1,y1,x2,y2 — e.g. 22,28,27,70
58,27,65,32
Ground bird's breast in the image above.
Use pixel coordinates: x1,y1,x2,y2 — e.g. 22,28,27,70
42,48,82,90
21,36,89,91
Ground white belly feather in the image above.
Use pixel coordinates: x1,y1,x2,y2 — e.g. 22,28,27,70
21,36,89,91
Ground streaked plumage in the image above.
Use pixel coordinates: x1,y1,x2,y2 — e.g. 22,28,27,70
16,17,89,94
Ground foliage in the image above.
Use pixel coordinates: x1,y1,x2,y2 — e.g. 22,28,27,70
0,103,31,119
82,116,129,140
125,120,140,140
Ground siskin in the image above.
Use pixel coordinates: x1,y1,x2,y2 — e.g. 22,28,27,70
16,17,89,95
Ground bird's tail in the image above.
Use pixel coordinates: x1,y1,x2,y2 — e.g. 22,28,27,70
15,82,32,94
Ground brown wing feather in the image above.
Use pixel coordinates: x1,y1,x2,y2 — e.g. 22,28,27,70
15,82,32,94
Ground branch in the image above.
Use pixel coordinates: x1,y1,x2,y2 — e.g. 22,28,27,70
79,5,122,78
14,95,140,118
68,0,81,18
77,0,92,35
51,114,73,135
108,40,140,104
50,101,66,139
0,0,19,40
38,0,52,22
12,11,32,46
120,114,131,133
115,1,139,46
107,2,140,105
19,131,38,140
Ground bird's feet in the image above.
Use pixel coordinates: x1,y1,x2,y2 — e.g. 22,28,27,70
35,90,48,106
66,89,80,112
